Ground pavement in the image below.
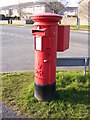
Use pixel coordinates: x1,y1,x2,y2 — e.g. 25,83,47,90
1,101,22,119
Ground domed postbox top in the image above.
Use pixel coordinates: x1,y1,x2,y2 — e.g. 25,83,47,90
31,13,62,23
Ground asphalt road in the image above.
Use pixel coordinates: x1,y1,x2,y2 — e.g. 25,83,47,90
0,26,89,73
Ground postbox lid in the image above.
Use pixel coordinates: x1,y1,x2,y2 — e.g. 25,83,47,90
31,13,62,22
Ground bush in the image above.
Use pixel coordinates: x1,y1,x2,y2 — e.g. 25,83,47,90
0,14,5,20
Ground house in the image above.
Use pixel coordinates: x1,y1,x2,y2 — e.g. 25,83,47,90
0,2,64,20
0,5,20,17
33,2,64,15
64,7,78,17
79,0,88,25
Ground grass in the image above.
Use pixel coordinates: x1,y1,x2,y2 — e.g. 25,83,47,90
0,24,34,27
1,70,90,118
70,25,90,31
0,24,24,27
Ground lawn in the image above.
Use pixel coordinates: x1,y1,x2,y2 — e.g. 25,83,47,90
0,24,34,27
70,25,90,31
0,24,24,26
1,70,90,118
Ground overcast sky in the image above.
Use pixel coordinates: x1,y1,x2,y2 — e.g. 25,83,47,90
0,0,80,7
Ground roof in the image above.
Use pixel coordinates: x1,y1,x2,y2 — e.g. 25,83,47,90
64,7,78,12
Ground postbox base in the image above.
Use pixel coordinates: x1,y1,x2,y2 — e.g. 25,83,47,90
34,82,56,101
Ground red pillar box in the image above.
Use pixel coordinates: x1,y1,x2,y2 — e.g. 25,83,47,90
31,13,70,101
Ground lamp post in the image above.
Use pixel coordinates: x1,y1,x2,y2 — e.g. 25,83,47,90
77,2,80,29
77,0,84,29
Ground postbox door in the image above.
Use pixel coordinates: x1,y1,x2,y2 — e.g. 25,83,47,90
34,36,51,85
57,25,70,52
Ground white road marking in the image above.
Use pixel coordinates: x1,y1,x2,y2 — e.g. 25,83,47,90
10,34,14,36
0,32,14,36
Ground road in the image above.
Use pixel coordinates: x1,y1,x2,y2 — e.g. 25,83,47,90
0,26,89,73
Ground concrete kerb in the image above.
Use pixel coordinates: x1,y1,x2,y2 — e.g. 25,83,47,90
71,30,89,33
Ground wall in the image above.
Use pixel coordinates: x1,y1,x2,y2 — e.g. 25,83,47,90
33,5,45,14
79,0,88,25
61,17,77,25
13,20,25,25
0,20,8,24
0,20,25,25
80,18,88,25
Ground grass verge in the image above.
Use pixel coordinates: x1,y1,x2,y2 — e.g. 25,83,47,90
1,70,90,118
70,25,90,31
0,24,24,27
0,24,34,27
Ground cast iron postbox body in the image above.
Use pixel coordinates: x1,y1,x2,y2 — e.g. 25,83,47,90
31,13,70,101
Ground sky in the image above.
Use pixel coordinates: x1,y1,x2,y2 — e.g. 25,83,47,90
0,0,80,7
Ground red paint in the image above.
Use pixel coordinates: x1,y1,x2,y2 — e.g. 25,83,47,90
57,25,70,52
31,13,70,85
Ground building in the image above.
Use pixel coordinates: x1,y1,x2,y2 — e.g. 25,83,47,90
64,7,78,17
0,2,64,20
0,2,34,19
79,0,88,25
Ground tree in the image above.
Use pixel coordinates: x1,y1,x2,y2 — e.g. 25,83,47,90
9,8,13,17
43,0,69,14
17,0,23,19
44,2,64,14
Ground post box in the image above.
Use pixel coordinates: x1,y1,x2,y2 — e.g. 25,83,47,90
31,13,70,101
